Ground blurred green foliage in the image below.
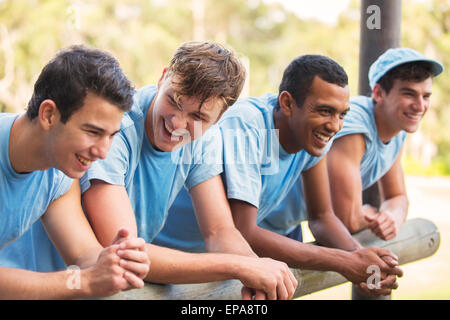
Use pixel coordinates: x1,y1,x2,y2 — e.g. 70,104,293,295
0,0,448,174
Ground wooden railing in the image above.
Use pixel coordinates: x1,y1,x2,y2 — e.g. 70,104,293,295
102,218,440,300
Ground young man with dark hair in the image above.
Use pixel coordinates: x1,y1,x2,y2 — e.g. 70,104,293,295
80,41,297,300
326,48,444,240
0,45,150,299
157,54,403,296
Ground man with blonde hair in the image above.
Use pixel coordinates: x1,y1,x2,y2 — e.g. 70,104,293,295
81,41,297,299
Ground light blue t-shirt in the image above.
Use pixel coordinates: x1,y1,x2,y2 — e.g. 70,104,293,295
260,95,408,236
81,85,223,243
335,96,407,190
153,93,332,251
0,113,72,271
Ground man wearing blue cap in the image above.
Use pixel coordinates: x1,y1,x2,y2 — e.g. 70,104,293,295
324,47,444,240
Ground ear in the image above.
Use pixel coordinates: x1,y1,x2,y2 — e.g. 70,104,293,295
38,99,60,131
157,67,169,88
371,83,385,105
278,91,295,117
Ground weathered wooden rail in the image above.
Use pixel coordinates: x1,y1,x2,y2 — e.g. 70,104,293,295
102,218,440,300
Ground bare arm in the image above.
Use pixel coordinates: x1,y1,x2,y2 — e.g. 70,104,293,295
82,179,297,299
302,156,362,251
0,181,148,299
229,198,402,291
365,152,409,240
190,175,256,257
327,134,368,233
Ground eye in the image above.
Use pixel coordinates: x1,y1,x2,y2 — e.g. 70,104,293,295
319,109,332,116
168,96,182,110
191,113,204,121
86,130,100,136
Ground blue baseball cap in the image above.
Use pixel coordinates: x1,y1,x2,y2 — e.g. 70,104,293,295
368,47,444,89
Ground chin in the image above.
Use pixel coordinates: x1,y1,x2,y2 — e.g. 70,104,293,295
305,146,324,157
402,124,420,134
63,170,85,179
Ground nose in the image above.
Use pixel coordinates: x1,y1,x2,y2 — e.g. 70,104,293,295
171,112,188,130
325,115,342,134
413,96,427,113
91,136,111,160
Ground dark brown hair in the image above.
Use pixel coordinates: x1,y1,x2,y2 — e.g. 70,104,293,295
377,61,434,94
27,45,134,123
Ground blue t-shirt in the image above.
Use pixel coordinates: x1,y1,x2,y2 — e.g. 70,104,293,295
0,113,72,271
260,95,408,236
81,85,223,243
335,96,407,190
153,93,331,251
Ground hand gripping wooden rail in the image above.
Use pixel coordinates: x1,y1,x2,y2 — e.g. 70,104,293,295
101,218,440,300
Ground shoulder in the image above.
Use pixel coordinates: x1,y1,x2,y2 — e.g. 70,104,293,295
121,85,157,130
346,96,374,126
335,96,376,142
330,132,366,165
219,93,276,130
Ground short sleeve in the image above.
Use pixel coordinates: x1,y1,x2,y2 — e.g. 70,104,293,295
220,116,263,208
184,125,224,190
80,131,131,193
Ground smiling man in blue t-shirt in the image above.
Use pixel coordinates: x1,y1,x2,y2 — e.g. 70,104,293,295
0,45,150,299
80,41,298,300
157,54,404,296
327,48,444,240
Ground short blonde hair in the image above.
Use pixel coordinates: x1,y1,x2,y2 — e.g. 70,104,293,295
167,41,246,115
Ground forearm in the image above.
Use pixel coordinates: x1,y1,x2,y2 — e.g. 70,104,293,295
0,267,91,299
203,226,258,257
309,215,363,251
143,243,247,284
70,245,103,269
379,195,409,226
244,225,353,272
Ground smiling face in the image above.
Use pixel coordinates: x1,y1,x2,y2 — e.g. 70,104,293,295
373,77,433,138
48,92,124,178
277,76,350,156
145,72,224,152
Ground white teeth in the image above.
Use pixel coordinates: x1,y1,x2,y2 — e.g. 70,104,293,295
76,155,92,166
406,113,421,120
315,133,331,142
164,120,187,137
164,121,173,134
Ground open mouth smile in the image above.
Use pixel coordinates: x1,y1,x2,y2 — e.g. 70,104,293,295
164,120,188,139
404,112,422,121
76,154,93,167
314,132,332,144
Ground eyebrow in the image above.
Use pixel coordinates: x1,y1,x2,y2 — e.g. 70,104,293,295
400,87,432,96
168,93,211,121
81,123,120,135
194,109,211,121
315,104,350,113
167,93,180,107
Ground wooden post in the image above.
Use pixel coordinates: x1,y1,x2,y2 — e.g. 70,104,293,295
353,0,402,300
100,218,439,300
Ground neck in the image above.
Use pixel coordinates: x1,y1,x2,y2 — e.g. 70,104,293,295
373,102,400,144
273,108,298,154
144,97,158,149
9,114,51,173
